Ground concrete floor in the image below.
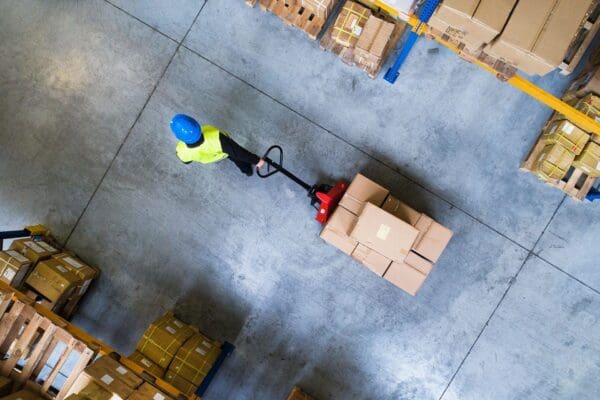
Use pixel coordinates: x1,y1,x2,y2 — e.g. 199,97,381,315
1,0,599,399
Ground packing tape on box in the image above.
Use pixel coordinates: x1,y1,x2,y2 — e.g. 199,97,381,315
333,5,370,45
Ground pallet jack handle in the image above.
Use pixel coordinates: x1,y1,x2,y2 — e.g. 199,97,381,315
257,145,312,193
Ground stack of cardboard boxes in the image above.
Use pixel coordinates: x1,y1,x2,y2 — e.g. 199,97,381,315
298,0,338,19
320,174,453,296
67,356,172,400
131,313,221,396
0,250,32,288
531,49,600,183
429,0,596,76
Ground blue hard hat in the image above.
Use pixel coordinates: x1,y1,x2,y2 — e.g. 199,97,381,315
170,114,202,144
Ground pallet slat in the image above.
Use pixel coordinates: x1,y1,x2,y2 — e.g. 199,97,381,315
258,0,327,40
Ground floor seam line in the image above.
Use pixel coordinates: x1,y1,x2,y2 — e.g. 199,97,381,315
178,43,543,253
102,0,179,43
437,194,568,399
62,3,208,248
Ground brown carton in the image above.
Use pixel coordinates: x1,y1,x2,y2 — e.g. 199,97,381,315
485,0,593,76
534,143,576,182
25,259,80,303
136,313,195,369
350,203,419,263
382,196,421,226
300,0,336,19
428,0,517,51
573,141,600,177
78,382,113,400
412,216,454,263
351,244,392,276
320,206,358,255
543,120,590,155
65,395,89,400
339,174,389,215
9,239,58,265
354,16,395,70
52,253,98,298
405,251,433,275
128,383,172,400
1,390,43,400
0,250,32,287
332,1,372,47
383,261,427,296
163,371,196,396
168,333,221,386
90,357,143,390
127,352,165,378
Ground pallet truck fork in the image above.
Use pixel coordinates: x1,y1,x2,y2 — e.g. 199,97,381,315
257,145,347,224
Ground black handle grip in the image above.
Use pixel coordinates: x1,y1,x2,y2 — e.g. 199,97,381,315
257,145,283,178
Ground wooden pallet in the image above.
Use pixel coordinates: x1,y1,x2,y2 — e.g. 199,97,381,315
320,12,406,78
521,132,598,201
559,2,600,75
257,0,327,40
0,291,97,400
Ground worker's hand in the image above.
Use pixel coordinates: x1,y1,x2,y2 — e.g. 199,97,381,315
256,159,266,169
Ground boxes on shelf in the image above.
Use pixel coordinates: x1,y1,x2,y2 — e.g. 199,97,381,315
321,174,453,295
68,356,143,400
24,259,80,304
573,141,600,177
0,250,32,287
52,253,98,302
428,0,517,52
533,143,576,182
78,382,112,400
9,239,58,265
485,0,594,76
163,371,196,396
128,351,165,378
168,333,221,386
136,313,195,369
354,16,395,71
332,1,371,47
542,120,590,155
128,383,172,400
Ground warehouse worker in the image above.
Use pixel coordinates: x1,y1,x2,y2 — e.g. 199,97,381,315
170,114,265,176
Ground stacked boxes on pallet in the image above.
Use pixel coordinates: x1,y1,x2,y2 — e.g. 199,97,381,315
332,1,372,47
66,356,174,400
320,174,453,296
131,313,221,396
299,0,337,18
429,0,597,76
354,16,396,71
0,251,31,287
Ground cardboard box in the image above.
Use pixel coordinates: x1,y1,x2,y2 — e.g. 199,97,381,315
534,143,576,182
136,313,195,369
127,352,165,378
485,0,593,76
9,239,58,265
351,244,392,276
573,141,600,177
350,203,419,263
339,174,389,215
0,376,12,397
287,387,315,400
25,259,80,303
332,1,372,47
320,206,358,255
91,357,143,390
78,382,113,400
412,215,454,263
128,383,172,400
383,261,427,296
0,250,32,287
1,390,43,400
354,16,395,70
428,0,517,51
543,120,590,155
405,251,433,275
382,196,421,226
169,333,221,386
300,0,336,19
52,253,97,298
65,395,89,400
163,371,196,396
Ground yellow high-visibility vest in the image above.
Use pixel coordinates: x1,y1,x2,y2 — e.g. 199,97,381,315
176,125,229,164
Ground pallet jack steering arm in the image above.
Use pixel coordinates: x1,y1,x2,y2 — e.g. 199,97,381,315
257,145,347,224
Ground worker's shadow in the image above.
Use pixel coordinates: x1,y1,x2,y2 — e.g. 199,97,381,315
173,278,251,344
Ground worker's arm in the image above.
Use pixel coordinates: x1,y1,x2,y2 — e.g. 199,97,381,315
219,135,261,165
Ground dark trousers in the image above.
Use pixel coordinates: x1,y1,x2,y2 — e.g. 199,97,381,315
229,157,254,176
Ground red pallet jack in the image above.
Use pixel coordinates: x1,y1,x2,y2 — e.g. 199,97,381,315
257,145,347,224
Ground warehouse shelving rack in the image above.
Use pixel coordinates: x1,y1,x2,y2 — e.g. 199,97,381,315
0,226,235,400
